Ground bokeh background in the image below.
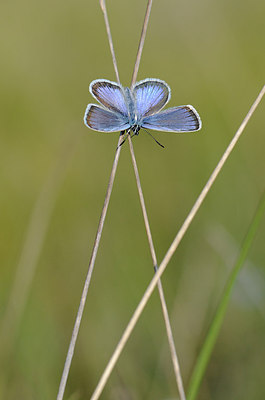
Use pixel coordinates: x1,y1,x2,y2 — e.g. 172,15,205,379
1,0,265,399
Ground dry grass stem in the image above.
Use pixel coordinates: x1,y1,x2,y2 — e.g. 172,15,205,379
56,137,123,400
131,0,153,87
90,85,265,399
101,0,184,396
57,2,124,396
57,0,156,400
99,0,120,83
58,1,159,399
128,135,186,400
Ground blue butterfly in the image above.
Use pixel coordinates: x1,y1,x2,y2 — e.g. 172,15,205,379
84,78,201,147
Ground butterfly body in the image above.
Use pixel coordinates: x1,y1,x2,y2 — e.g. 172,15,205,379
84,78,201,136
122,87,139,129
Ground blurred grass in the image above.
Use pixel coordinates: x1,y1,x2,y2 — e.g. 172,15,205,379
187,190,265,400
0,0,265,399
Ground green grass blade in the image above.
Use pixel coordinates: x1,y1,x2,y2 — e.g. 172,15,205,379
187,190,265,400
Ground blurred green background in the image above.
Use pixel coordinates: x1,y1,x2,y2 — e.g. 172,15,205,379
0,0,265,399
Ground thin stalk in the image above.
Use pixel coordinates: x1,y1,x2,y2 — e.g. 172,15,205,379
57,2,122,397
90,85,265,399
99,0,120,83
94,0,185,397
56,135,123,400
130,0,186,396
57,0,155,398
128,135,186,400
131,0,153,87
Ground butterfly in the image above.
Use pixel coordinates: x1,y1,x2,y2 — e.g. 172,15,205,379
84,78,201,147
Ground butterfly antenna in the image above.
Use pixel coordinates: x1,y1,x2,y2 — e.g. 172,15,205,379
142,127,165,148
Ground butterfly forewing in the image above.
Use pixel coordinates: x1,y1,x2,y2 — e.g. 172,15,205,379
133,79,171,120
84,105,130,132
142,105,201,132
90,79,128,115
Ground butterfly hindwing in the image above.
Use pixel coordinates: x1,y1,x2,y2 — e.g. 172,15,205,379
141,105,202,132
84,104,130,132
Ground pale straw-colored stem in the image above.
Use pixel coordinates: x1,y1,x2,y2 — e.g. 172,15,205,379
57,136,123,400
99,0,120,83
90,85,265,400
57,3,122,398
128,135,186,400
98,0,184,397
57,0,155,398
131,0,153,87
130,0,185,395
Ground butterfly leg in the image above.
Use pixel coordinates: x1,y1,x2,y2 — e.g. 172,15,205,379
117,130,130,149
132,125,140,137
